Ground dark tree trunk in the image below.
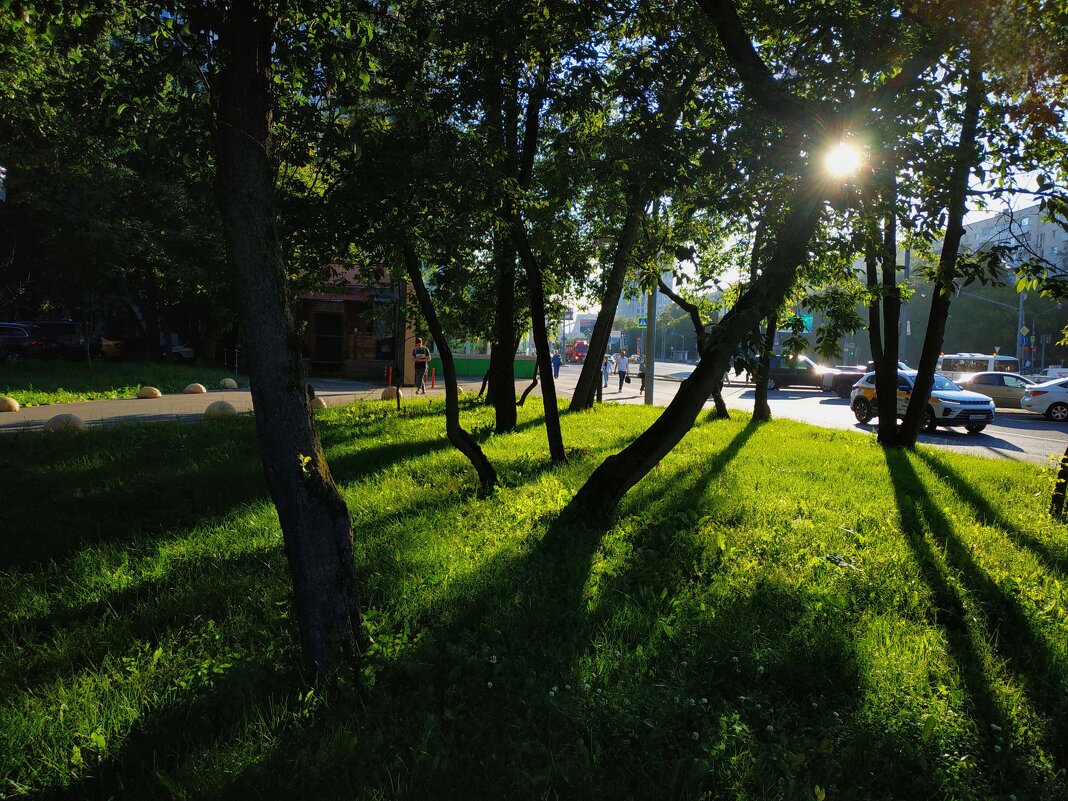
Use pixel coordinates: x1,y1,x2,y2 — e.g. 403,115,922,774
403,242,497,493
656,277,729,420
899,63,983,446
875,171,902,446
518,365,539,407
570,196,647,410
570,176,823,519
752,312,777,421
512,221,567,463
144,270,164,362
1051,444,1068,518
478,369,490,399
212,0,361,675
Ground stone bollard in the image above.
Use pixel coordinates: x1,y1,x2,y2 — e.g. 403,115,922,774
44,413,85,433
311,396,328,409
219,378,238,390
0,396,19,412
381,386,402,401
183,383,207,394
204,400,237,419
137,386,162,399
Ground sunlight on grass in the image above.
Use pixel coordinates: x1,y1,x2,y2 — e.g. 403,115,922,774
2,398,1067,799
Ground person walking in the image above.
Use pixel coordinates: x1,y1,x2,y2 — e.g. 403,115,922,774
637,353,647,393
551,348,562,379
601,354,612,388
412,337,431,394
616,349,629,392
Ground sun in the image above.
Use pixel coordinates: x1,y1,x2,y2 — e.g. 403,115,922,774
824,141,864,178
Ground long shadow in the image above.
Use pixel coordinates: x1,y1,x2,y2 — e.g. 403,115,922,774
916,450,1068,577
884,449,1067,788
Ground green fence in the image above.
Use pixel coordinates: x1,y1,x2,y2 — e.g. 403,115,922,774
428,354,537,379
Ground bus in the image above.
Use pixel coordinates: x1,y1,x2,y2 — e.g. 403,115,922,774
564,339,589,363
936,353,1021,381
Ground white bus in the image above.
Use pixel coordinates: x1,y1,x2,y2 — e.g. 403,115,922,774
936,353,1021,381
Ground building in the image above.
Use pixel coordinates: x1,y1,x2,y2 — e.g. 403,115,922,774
297,266,416,384
960,202,1068,272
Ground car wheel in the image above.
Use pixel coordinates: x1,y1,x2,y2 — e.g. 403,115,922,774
766,376,780,391
923,407,938,433
835,380,852,399
965,424,986,434
1046,402,1068,422
853,397,873,423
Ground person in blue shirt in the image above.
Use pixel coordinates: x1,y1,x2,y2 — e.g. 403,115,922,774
551,348,562,378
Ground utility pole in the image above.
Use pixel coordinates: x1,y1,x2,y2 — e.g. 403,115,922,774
900,247,910,363
645,290,656,405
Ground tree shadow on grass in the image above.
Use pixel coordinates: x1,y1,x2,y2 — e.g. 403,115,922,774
914,450,1068,577
884,448,1067,790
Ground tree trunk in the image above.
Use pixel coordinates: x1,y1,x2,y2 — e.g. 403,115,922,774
899,62,983,446
711,380,730,419
875,171,902,447
518,364,539,406
1051,443,1068,519
212,0,361,675
657,277,729,420
512,220,567,463
752,312,777,421
570,196,647,410
570,175,823,519
403,242,497,493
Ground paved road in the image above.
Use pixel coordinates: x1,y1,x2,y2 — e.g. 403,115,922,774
5,363,1066,466
548,360,1068,466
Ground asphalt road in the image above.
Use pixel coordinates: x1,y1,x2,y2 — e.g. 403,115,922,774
549,360,1068,467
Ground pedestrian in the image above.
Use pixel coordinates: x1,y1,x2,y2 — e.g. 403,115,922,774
551,348,562,379
602,354,612,388
638,354,647,392
617,349,629,392
412,337,431,394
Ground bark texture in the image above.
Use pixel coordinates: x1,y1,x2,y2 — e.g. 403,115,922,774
212,0,361,675
570,196,647,410
570,176,823,519
899,63,983,446
403,243,498,492
752,312,777,421
657,278,729,419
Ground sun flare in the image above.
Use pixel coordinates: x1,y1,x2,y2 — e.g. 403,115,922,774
824,141,863,178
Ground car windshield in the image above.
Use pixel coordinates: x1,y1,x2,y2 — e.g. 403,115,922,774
932,374,960,391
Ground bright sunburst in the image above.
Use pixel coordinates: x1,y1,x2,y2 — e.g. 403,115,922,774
824,141,864,178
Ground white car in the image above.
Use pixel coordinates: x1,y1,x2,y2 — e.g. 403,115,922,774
1021,378,1068,422
850,370,995,434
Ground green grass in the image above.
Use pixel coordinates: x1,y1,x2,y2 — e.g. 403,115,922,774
2,398,1068,799
0,361,243,406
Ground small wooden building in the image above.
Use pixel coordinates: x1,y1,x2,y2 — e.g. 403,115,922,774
297,268,416,385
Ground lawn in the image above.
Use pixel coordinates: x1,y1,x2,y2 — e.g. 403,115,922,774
0,361,243,406
2,398,1067,799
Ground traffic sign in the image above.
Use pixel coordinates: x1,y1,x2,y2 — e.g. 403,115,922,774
1019,325,1030,336
637,316,648,328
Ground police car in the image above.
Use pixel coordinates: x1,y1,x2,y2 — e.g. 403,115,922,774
850,370,995,434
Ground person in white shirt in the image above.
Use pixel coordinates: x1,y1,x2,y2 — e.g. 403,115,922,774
616,350,629,392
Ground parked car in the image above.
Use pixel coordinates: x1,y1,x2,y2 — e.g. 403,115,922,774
169,343,195,363
0,322,60,362
955,372,1034,408
17,320,88,360
851,370,995,434
822,360,909,398
1030,366,1068,382
1021,379,1068,422
724,354,832,390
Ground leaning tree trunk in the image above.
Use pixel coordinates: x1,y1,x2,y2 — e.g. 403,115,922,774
518,365,539,406
212,0,361,675
403,242,497,493
570,195,647,410
752,312,777,421
1051,443,1068,518
570,175,823,519
512,220,567,463
656,277,729,420
900,62,983,446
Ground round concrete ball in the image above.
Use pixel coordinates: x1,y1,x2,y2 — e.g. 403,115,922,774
381,386,402,401
184,383,207,394
44,413,85,433
137,386,162,399
205,400,237,420
219,377,238,390
311,396,328,409
0,396,19,412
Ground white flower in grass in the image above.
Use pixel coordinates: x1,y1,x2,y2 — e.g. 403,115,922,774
766,725,774,733
691,731,699,741
486,681,493,689
489,655,497,664
757,665,765,674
